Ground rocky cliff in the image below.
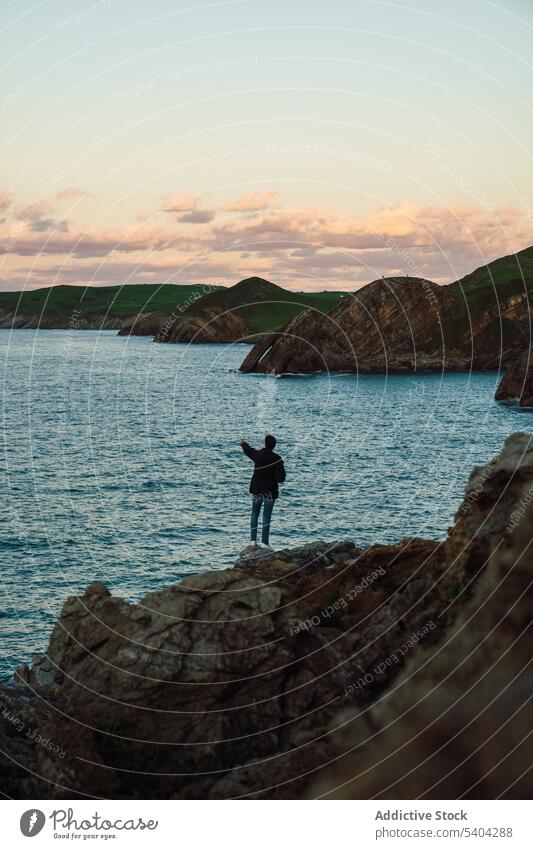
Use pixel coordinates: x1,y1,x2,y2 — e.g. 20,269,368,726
495,350,533,408
312,431,533,798
0,309,124,331
240,273,531,374
119,306,255,342
154,304,250,344
1,432,531,799
116,311,170,337
153,276,288,344
152,277,346,344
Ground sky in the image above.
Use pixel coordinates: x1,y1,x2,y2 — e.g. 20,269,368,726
1,0,533,292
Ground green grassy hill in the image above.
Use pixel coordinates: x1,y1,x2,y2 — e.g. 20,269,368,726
236,289,347,333
0,283,218,322
150,276,350,343
168,276,347,333
451,247,533,308
1,247,531,336
0,279,348,334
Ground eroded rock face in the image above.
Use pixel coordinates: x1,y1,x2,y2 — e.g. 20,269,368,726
495,350,533,408
155,306,250,344
0,685,56,798
1,433,532,799
0,310,124,330
154,277,285,344
117,311,168,337
240,276,530,374
312,432,533,799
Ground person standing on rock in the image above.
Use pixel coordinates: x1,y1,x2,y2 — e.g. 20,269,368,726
240,435,286,548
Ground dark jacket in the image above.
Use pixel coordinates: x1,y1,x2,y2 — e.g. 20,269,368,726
241,442,286,499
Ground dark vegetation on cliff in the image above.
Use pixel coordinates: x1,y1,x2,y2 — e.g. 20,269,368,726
1,433,531,799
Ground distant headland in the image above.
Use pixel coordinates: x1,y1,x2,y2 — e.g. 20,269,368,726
1,247,532,406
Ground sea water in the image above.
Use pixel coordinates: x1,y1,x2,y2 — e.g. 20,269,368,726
1,328,531,677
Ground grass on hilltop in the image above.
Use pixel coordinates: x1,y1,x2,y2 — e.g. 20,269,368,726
0,283,218,320
0,282,347,332
451,247,533,310
3,246,532,333
235,291,348,333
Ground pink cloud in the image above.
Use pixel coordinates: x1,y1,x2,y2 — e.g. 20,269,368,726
161,193,200,214
15,200,55,222
159,189,280,222
178,209,215,224
0,221,174,258
55,187,92,201
222,191,280,212
0,192,14,213
1,190,531,292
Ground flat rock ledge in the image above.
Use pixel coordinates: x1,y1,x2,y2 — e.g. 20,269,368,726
1,432,532,799
236,539,359,570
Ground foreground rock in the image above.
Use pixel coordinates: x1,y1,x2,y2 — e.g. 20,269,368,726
313,431,533,799
495,350,533,407
235,539,358,570
1,433,532,798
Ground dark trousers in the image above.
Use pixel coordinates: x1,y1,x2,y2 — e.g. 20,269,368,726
251,495,275,545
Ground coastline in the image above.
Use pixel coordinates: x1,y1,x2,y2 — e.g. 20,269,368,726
1,432,531,799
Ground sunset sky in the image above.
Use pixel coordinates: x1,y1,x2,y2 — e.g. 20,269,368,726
1,0,533,292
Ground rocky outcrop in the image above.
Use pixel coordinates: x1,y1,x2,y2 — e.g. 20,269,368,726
495,350,533,407
312,431,533,798
0,683,60,798
117,311,168,337
240,274,531,374
119,305,250,342
236,539,358,570
156,305,250,343
0,309,124,330
1,432,532,799
154,276,286,344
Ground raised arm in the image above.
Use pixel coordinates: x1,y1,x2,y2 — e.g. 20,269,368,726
240,440,257,461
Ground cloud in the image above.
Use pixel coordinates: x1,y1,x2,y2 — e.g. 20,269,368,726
29,218,69,233
15,200,54,222
0,223,173,258
1,189,530,291
159,192,217,224
210,204,530,273
178,209,215,224
159,189,280,222
0,193,14,212
55,187,91,201
161,193,200,214
222,191,281,212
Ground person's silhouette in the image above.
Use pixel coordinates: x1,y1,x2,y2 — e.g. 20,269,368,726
240,434,286,548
